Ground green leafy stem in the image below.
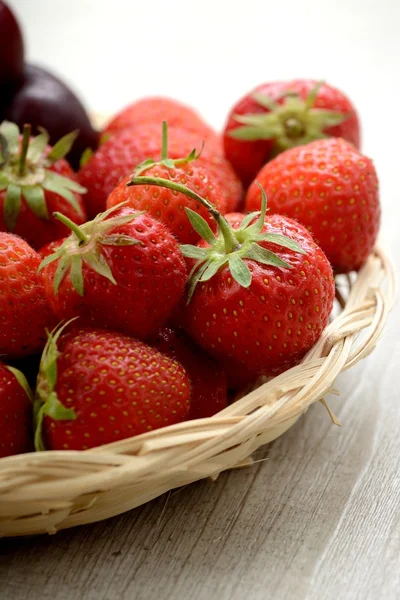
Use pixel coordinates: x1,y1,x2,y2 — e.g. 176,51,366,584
132,121,204,177
128,176,305,301
34,320,78,452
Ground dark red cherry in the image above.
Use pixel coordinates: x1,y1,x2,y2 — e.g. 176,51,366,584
2,64,99,170
0,1,24,87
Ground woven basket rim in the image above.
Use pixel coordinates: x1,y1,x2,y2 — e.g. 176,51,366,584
0,241,395,537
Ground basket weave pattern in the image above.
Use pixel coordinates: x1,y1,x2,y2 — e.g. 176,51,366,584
0,244,395,537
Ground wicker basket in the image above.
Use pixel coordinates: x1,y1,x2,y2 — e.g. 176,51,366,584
0,241,395,537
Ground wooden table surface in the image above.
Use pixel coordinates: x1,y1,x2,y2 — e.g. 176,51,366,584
1,244,398,599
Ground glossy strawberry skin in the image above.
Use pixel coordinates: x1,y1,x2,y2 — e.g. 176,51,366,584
42,209,187,340
224,212,246,228
183,215,335,379
152,327,227,419
41,328,191,450
38,238,67,260
0,233,55,359
107,163,227,245
79,123,242,218
245,138,380,273
223,80,361,186
104,96,215,139
0,363,32,458
0,158,87,250
202,140,243,212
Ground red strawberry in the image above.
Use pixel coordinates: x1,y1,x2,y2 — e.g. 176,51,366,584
224,212,247,228
0,232,55,359
129,176,335,380
38,238,66,260
107,123,227,244
0,362,33,457
34,325,191,451
223,80,360,186
205,211,272,388
184,219,334,378
0,121,87,249
245,138,380,273
201,141,243,213
40,205,187,340
152,326,227,419
79,122,242,218
103,96,215,139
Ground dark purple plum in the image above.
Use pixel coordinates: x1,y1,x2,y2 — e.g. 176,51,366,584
0,1,24,87
1,64,99,170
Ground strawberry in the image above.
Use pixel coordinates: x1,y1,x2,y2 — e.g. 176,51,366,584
0,232,55,359
200,140,243,213
107,123,227,244
245,138,380,273
0,362,33,457
224,212,247,228
223,80,360,186
38,238,66,260
79,122,242,219
0,121,87,249
129,176,335,379
151,326,227,419
34,325,191,451
103,96,215,139
39,205,187,340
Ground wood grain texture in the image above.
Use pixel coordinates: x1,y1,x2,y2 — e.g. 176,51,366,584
1,247,399,600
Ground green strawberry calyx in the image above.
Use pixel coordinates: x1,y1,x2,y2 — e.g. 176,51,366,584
128,176,305,302
132,121,203,177
0,121,87,231
34,320,78,452
229,81,351,152
38,203,143,296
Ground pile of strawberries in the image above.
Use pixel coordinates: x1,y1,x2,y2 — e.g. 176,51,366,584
0,79,380,458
